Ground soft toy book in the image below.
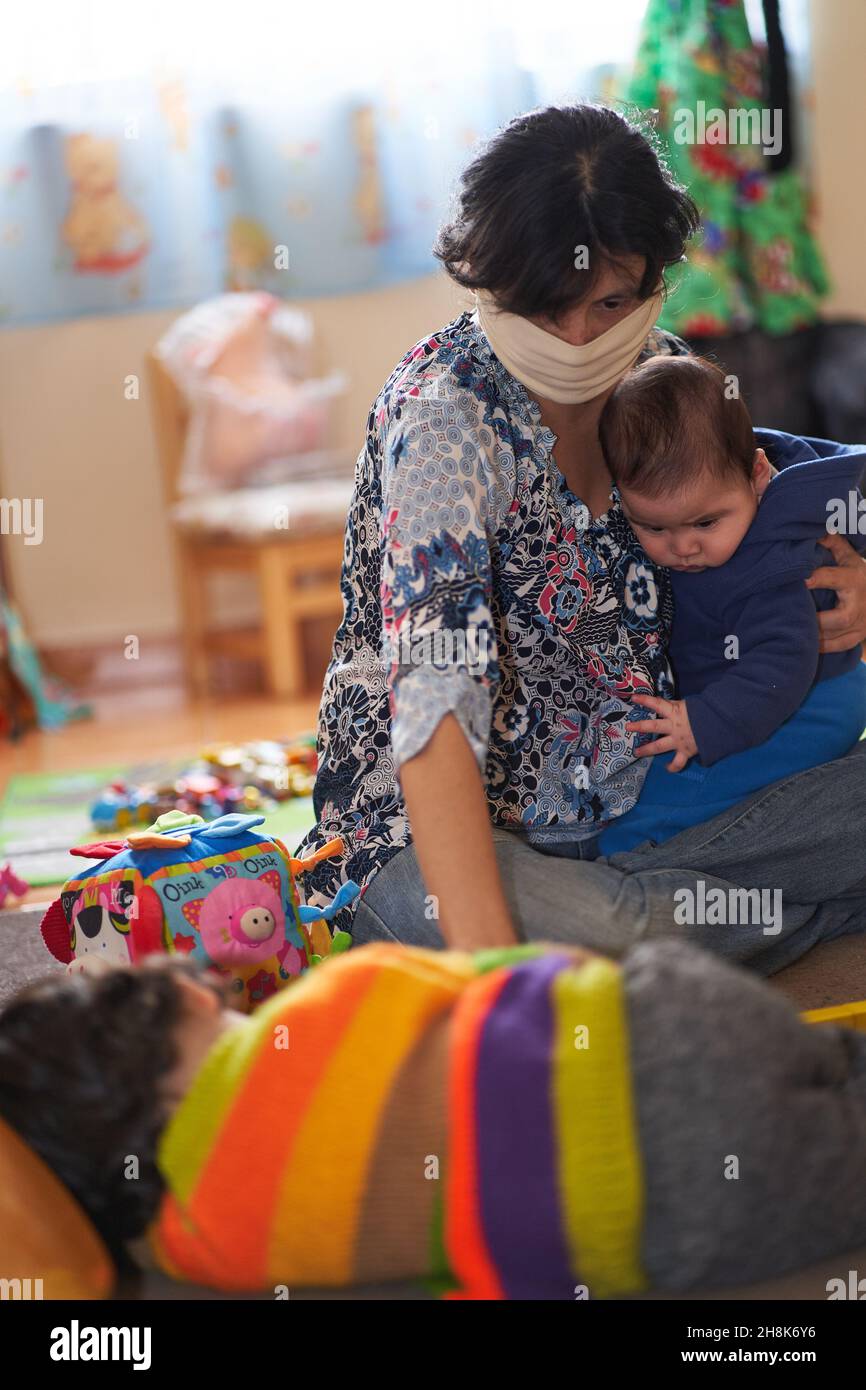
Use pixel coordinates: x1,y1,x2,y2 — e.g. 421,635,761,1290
38,810,359,1011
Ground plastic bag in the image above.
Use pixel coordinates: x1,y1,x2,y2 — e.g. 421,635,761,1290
155,293,347,494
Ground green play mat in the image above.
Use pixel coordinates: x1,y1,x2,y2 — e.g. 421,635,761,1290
0,761,314,888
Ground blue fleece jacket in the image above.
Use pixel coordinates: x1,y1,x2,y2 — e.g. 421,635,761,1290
669,429,866,767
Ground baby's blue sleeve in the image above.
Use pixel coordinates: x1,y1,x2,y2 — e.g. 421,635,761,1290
685,581,820,766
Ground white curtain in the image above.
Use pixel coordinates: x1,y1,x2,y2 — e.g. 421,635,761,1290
0,0,653,325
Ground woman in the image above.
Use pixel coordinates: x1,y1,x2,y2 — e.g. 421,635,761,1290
295,104,866,971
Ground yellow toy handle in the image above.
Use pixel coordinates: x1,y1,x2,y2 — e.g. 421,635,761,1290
802,1000,866,1031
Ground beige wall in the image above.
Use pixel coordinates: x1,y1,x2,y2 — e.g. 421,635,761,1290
809,0,866,318
0,274,466,647
1,0,863,649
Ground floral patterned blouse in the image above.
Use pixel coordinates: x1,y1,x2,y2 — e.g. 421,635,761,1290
294,307,692,918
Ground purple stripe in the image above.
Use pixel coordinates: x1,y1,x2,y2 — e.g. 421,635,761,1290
474,954,575,1298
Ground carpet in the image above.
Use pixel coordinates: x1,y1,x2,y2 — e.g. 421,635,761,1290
0,904,66,1006
4,905,865,1010
0,763,314,888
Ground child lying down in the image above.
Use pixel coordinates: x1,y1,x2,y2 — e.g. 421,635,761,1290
1,939,865,1299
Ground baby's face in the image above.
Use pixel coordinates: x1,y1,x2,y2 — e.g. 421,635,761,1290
161,975,249,1109
618,457,769,573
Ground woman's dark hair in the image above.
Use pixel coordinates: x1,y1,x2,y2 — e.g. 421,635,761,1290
599,354,757,498
0,957,226,1256
433,103,701,322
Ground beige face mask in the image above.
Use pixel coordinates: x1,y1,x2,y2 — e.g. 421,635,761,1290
474,288,664,405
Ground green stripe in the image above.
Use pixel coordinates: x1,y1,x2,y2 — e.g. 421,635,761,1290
471,943,546,975
422,1166,461,1299
157,989,292,1205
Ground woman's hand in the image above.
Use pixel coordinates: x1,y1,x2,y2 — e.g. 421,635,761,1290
805,534,866,655
627,695,698,772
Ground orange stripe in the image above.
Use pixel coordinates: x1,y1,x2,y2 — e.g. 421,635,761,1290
152,1195,246,1289
181,954,383,1283
267,950,475,1284
444,967,510,1300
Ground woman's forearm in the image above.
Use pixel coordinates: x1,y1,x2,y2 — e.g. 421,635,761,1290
399,712,518,950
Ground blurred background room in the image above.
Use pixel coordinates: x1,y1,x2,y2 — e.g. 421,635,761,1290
0,0,863,904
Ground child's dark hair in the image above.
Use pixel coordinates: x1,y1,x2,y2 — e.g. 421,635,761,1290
0,957,226,1256
598,354,756,499
433,102,701,323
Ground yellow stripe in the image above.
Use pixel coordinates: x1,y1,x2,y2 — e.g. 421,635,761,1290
268,948,477,1284
552,957,647,1297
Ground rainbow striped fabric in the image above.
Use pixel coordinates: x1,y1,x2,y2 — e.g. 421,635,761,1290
149,942,648,1299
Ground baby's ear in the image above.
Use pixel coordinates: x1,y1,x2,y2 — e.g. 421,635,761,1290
752,447,773,497
166,968,222,1017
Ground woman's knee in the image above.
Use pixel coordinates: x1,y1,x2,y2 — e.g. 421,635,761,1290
350,846,447,949
350,898,403,946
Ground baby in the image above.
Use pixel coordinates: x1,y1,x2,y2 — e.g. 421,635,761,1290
2,941,866,1299
597,354,866,854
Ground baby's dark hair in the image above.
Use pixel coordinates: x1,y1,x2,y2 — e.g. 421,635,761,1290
0,956,226,1257
599,354,756,499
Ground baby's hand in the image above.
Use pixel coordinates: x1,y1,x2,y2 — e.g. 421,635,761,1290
626,696,698,772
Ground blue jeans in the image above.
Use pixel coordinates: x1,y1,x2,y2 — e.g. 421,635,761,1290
352,739,866,975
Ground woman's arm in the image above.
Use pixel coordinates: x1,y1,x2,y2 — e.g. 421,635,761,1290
400,712,518,950
380,387,517,950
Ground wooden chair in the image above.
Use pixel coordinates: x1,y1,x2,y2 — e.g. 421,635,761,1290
147,352,351,698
